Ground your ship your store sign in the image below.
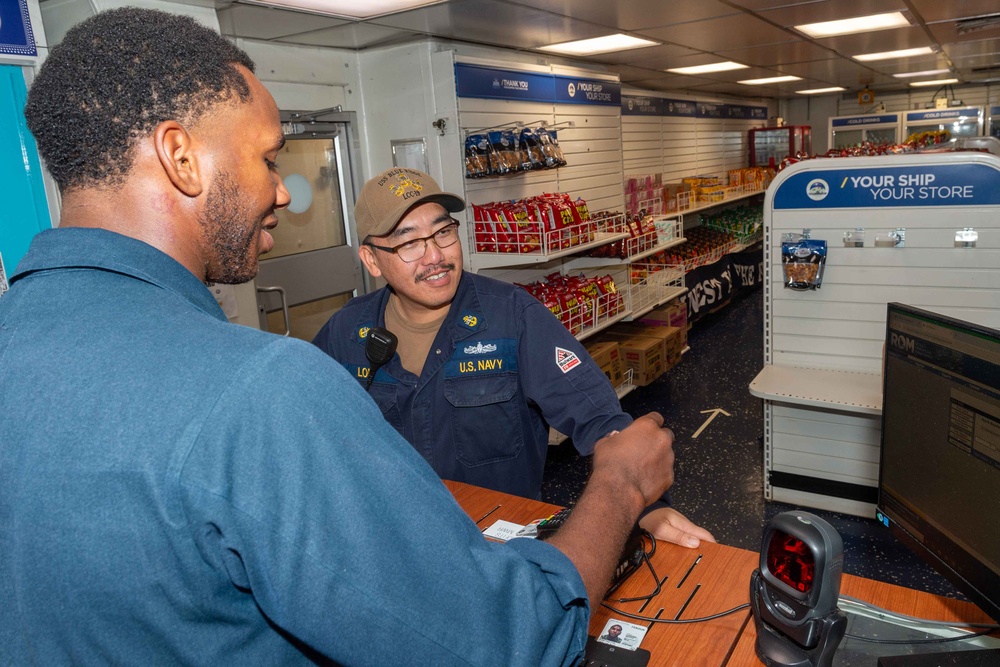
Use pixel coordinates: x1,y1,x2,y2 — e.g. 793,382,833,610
774,162,1000,209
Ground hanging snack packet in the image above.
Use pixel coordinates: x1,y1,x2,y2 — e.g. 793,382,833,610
782,238,827,290
520,127,546,169
536,127,566,168
465,134,490,178
499,129,522,174
487,131,512,175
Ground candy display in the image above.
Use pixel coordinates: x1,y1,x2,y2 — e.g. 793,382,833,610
471,193,595,255
624,174,662,216
655,226,736,271
582,209,660,260
775,129,979,171
701,204,763,247
517,272,625,335
627,169,773,216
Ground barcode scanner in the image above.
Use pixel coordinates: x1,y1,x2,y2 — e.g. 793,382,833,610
750,510,847,667
364,327,398,392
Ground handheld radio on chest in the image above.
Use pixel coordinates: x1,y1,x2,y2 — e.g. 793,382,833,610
364,327,398,392
750,510,847,667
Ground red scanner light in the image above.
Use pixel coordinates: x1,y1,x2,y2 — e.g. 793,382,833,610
766,529,815,593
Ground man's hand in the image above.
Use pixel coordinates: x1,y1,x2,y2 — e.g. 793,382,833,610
590,412,675,509
639,507,716,549
546,412,675,605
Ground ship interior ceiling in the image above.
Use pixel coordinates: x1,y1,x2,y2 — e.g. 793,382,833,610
214,0,1000,101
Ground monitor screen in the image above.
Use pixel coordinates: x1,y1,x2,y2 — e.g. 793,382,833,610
878,303,1000,623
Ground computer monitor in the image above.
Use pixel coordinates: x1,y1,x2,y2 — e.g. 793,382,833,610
877,303,1000,623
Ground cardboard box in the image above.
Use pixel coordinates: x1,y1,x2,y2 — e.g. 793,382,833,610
596,333,663,386
584,340,624,387
639,299,688,342
612,323,683,371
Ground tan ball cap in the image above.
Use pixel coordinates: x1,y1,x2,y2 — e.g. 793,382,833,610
355,167,466,241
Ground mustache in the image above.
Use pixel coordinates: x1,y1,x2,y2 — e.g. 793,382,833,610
415,263,456,282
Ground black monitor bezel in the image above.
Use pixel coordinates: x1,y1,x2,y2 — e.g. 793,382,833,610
878,302,1000,624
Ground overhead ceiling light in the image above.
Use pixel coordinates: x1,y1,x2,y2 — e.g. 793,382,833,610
909,78,959,87
795,11,910,38
893,69,951,78
796,87,846,94
241,0,445,19
538,33,659,56
853,46,934,62
667,61,748,75
739,75,802,85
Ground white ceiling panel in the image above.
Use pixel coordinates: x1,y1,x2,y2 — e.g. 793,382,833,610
217,0,1000,100
500,0,740,32
217,4,347,40
366,0,609,49
758,0,911,30
639,14,798,52
275,22,422,49
716,41,839,67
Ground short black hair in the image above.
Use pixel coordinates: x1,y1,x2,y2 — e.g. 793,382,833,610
25,7,256,192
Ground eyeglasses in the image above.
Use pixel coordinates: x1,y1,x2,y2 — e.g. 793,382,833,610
367,220,461,263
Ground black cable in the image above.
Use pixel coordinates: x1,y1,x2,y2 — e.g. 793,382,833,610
600,601,750,624
602,530,750,623
609,542,662,603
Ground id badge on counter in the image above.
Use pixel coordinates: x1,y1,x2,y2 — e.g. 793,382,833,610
596,618,648,651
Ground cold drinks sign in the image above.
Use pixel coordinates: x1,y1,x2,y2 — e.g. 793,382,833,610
773,161,1000,209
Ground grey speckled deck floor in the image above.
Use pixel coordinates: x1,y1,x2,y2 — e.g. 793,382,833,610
542,287,964,600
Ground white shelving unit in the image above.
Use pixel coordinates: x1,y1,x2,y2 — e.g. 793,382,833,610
675,186,765,219
471,230,630,270
749,366,882,415
754,151,1000,518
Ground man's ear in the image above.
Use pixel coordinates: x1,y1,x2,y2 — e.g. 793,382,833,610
358,244,383,278
154,120,203,197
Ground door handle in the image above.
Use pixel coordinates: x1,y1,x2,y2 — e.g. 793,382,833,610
256,285,291,336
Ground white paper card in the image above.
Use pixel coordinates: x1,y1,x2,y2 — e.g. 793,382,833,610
482,520,527,542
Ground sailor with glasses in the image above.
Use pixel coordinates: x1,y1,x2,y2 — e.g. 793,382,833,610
313,168,714,550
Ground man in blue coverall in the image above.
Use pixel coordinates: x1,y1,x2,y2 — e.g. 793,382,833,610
0,8,678,665
312,168,715,549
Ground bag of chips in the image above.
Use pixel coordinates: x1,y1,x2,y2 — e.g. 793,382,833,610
536,127,567,168
519,127,547,170
465,134,490,179
782,237,827,290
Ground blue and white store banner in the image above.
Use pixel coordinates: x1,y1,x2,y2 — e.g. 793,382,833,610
830,114,900,128
454,64,620,106
0,0,36,57
773,163,1000,209
622,94,766,120
905,108,982,123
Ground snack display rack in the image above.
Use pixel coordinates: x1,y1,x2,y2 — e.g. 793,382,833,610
560,273,631,339
702,204,764,252
657,231,737,272
675,183,763,214
625,263,686,321
624,216,683,261
470,214,629,270
636,196,663,216
567,216,684,267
